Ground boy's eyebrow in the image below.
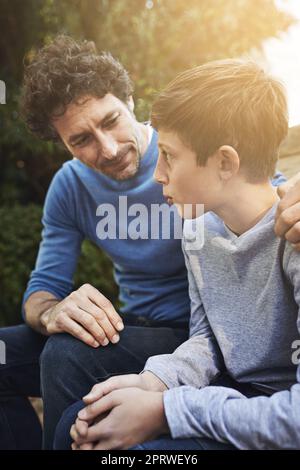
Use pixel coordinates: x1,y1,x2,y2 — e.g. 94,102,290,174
158,142,177,153
68,110,119,144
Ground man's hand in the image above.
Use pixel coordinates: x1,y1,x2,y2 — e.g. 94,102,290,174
275,172,300,250
41,283,124,347
71,388,169,450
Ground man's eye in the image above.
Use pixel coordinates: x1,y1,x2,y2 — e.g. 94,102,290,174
73,136,90,147
104,114,120,128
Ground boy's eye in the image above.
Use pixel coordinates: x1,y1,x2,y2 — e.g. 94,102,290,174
161,149,173,165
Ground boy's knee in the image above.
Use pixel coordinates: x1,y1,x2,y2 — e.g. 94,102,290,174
53,400,85,450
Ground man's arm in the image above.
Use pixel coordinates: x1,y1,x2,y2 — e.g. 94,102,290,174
24,167,124,345
24,291,60,335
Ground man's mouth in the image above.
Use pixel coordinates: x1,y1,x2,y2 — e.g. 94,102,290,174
110,151,131,170
101,145,134,171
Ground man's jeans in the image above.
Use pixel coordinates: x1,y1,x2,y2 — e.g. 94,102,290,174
0,322,188,450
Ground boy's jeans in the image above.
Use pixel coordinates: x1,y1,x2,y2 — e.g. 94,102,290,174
0,323,188,449
54,370,263,450
53,399,235,450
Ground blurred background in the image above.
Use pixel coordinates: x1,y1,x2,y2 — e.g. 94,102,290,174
1,0,300,327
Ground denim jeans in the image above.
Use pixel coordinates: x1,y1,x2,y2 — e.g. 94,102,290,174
0,324,47,449
0,322,188,450
131,437,235,450
53,400,235,450
54,373,262,450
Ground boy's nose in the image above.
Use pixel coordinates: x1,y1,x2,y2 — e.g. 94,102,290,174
154,159,168,185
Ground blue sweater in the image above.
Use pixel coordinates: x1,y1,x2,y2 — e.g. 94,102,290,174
23,130,190,323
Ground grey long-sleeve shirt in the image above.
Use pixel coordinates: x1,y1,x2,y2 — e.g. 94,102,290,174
144,203,300,449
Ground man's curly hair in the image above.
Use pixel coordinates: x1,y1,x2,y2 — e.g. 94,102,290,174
21,35,134,141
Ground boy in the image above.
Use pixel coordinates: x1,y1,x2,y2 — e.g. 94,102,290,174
56,60,300,450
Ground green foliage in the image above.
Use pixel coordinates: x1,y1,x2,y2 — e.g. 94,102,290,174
30,0,294,119
0,86,69,205
0,205,118,326
0,205,43,326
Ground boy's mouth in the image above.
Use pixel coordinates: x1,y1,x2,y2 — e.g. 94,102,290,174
164,194,174,205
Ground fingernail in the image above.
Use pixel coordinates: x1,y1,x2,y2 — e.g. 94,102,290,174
83,393,93,401
111,334,120,344
78,409,87,419
102,338,109,346
116,322,124,331
93,341,100,347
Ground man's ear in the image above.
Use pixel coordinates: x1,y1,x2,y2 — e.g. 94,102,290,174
127,96,135,113
217,145,240,180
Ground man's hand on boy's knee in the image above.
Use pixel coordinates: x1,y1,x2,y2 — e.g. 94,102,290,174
275,172,300,249
82,372,167,412
71,388,169,450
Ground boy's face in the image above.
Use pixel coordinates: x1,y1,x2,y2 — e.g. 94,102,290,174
154,130,222,218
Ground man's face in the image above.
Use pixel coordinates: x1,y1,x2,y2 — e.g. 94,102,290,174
154,130,221,218
52,94,147,180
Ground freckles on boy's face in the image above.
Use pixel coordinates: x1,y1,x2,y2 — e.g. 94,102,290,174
156,130,217,217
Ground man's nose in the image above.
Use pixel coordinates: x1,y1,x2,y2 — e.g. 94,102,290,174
95,131,118,160
154,157,168,185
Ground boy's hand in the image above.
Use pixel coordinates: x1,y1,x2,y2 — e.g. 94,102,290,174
81,372,167,423
71,388,169,450
275,172,300,250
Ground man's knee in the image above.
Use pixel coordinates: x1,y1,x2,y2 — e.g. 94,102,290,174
40,333,88,381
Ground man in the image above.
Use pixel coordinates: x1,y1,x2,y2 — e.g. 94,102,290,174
59,60,300,450
0,36,299,450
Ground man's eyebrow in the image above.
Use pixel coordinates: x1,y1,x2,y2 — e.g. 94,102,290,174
68,110,119,145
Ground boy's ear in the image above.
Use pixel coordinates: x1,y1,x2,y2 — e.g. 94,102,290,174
217,145,240,180
127,96,135,113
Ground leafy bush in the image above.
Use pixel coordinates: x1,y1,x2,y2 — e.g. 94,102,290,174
0,204,118,326
0,89,69,206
